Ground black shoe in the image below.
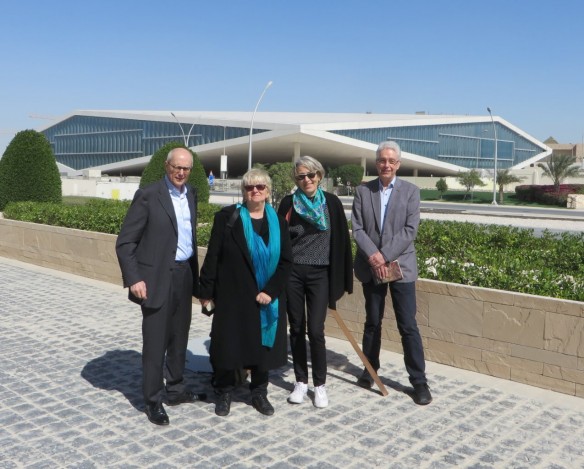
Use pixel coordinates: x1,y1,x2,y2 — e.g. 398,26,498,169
145,402,169,426
251,394,274,416
215,392,232,416
357,370,374,389
167,390,207,406
412,383,433,405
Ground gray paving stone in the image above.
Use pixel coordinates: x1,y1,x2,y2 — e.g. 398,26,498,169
2,257,584,468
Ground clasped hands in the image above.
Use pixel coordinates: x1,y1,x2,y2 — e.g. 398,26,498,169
368,252,388,280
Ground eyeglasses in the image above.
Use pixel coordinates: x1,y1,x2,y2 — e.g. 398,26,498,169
376,159,400,166
168,163,192,172
295,172,317,181
244,184,267,191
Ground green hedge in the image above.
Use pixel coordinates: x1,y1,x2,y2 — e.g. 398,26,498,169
3,201,583,301
3,200,221,238
416,220,584,302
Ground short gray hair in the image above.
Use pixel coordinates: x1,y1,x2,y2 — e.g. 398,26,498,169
166,147,193,165
293,155,325,181
241,168,273,202
376,141,401,160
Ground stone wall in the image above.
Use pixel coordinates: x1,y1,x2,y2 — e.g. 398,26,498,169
0,217,582,398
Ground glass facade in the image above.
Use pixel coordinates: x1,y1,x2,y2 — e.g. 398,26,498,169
42,115,262,170
332,122,541,169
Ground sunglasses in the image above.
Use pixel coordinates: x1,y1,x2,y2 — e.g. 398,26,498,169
295,172,317,181
244,184,267,191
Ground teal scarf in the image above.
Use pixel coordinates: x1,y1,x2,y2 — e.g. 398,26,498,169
292,187,329,230
238,203,281,348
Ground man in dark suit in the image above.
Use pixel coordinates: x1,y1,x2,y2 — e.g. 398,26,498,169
351,141,432,405
116,147,206,425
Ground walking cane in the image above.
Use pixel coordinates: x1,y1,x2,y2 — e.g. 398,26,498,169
329,308,388,396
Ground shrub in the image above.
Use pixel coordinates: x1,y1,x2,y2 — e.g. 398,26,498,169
416,220,584,301
0,130,61,210
140,141,209,203
515,184,584,206
330,164,364,187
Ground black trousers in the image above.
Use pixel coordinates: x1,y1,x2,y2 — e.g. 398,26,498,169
141,261,193,405
362,280,426,385
287,264,329,387
214,368,269,396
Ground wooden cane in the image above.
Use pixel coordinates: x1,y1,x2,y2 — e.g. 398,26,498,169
329,308,389,396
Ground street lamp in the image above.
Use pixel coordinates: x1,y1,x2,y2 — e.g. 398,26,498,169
170,112,198,147
248,81,273,171
487,107,498,205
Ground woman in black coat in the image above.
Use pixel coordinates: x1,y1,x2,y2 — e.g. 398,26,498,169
278,156,353,408
199,169,292,417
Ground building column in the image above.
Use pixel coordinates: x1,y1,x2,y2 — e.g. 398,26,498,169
293,142,300,162
361,156,367,177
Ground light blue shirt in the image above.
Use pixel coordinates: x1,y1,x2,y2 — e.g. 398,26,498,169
379,176,396,229
164,176,193,262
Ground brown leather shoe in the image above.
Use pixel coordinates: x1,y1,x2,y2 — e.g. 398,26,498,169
145,402,169,425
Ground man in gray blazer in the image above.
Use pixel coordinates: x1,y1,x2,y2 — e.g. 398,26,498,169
352,141,432,405
116,147,206,425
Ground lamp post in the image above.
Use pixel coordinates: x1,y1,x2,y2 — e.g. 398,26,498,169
248,80,273,171
170,112,198,147
487,107,498,205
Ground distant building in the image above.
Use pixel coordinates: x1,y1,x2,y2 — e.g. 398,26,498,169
40,110,550,178
544,137,584,164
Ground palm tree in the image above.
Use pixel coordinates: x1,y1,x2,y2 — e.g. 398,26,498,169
538,153,581,193
496,169,524,204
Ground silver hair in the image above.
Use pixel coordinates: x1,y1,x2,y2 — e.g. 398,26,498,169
376,141,401,160
293,155,325,181
166,147,193,165
241,168,272,203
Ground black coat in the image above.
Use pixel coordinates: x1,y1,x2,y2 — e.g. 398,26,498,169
278,191,353,309
199,205,292,371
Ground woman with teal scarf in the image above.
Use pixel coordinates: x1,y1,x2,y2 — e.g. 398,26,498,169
278,156,353,409
199,169,292,417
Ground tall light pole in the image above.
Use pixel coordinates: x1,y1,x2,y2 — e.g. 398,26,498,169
487,107,498,205
248,81,273,171
170,112,198,147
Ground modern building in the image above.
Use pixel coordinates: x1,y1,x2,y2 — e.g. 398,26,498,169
40,110,550,178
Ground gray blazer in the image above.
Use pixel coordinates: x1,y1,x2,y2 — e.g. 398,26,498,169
351,177,420,284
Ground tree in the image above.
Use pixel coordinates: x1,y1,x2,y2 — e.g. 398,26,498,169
496,169,524,204
266,162,295,209
435,178,448,200
538,153,581,193
140,141,209,203
456,169,485,200
330,164,364,188
0,130,61,211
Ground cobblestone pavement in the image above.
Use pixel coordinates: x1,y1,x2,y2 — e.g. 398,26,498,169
2,257,584,468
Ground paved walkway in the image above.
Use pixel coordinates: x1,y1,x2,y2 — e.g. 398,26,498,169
1,257,584,468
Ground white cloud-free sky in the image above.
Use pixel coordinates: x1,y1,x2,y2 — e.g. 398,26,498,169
1,0,583,155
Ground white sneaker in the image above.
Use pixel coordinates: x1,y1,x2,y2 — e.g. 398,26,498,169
314,385,328,408
288,382,308,404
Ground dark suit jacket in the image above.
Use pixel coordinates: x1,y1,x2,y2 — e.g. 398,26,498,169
116,178,199,309
351,177,420,284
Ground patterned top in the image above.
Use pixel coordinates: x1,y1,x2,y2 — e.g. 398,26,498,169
288,204,331,266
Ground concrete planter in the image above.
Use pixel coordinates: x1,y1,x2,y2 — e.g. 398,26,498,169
1,217,582,398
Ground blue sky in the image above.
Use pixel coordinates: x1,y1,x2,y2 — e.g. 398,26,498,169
1,0,583,155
